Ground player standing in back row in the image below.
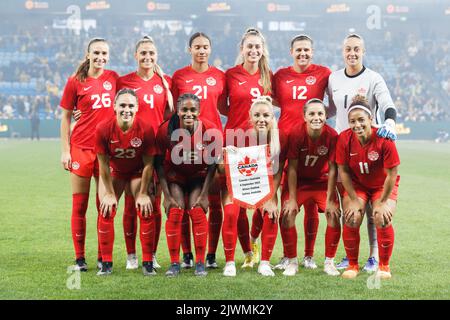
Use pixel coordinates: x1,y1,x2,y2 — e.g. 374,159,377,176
60,38,118,271
327,33,398,272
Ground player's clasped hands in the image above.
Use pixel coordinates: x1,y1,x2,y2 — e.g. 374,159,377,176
100,193,117,218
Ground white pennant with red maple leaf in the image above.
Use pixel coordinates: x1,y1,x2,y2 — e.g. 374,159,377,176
223,144,274,209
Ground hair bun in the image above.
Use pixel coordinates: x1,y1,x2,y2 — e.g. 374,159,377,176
351,94,368,105
245,27,260,34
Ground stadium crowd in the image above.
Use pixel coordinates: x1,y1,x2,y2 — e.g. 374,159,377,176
0,26,448,121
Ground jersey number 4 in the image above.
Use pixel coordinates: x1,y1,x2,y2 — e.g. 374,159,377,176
91,93,111,109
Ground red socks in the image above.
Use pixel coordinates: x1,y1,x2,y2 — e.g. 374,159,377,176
71,193,89,259
208,195,222,255
281,224,297,259
325,225,341,259
181,210,192,254
165,208,184,263
222,203,239,262
189,207,209,263
98,208,116,263
139,213,155,262
123,195,138,255
237,207,251,253
153,196,162,254
377,225,395,266
304,201,319,257
96,193,101,261
250,210,264,240
343,224,360,266
261,214,278,261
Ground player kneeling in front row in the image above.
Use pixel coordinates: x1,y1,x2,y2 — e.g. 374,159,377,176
155,93,221,277
282,99,341,276
219,96,286,277
336,95,400,280
95,88,158,276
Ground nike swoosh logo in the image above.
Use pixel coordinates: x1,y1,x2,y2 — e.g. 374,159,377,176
186,80,194,83
167,233,177,237
83,86,92,91
195,232,206,236
110,140,119,144
75,233,84,237
142,231,152,235
238,81,247,85
125,232,134,236
134,87,141,92
350,153,358,156
99,230,108,234
286,80,294,83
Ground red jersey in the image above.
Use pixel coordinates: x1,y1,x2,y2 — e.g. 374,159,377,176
156,118,222,176
225,64,272,131
117,72,171,134
95,117,157,176
273,64,331,132
336,127,400,189
287,123,338,186
60,69,119,149
171,65,226,130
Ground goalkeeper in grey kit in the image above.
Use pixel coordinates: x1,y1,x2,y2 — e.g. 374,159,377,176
327,33,398,273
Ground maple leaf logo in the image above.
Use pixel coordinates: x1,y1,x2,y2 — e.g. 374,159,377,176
237,156,258,176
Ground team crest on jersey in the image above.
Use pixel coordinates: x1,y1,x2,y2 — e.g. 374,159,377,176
238,156,258,177
206,77,216,86
317,145,328,156
358,87,367,95
196,142,206,151
130,137,142,148
103,81,112,91
306,76,316,85
368,151,379,161
153,84,163,94
72,162,80,170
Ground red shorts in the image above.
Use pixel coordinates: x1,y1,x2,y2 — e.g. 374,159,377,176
70,146,99,178
111,170,142,181
344,175,400,203
281,183,338,213
164,165,207,187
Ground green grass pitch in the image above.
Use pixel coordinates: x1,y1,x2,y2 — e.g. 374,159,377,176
1,139,449,300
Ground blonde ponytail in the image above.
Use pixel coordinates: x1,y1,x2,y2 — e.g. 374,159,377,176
249,96,280,158
154,63,174,112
